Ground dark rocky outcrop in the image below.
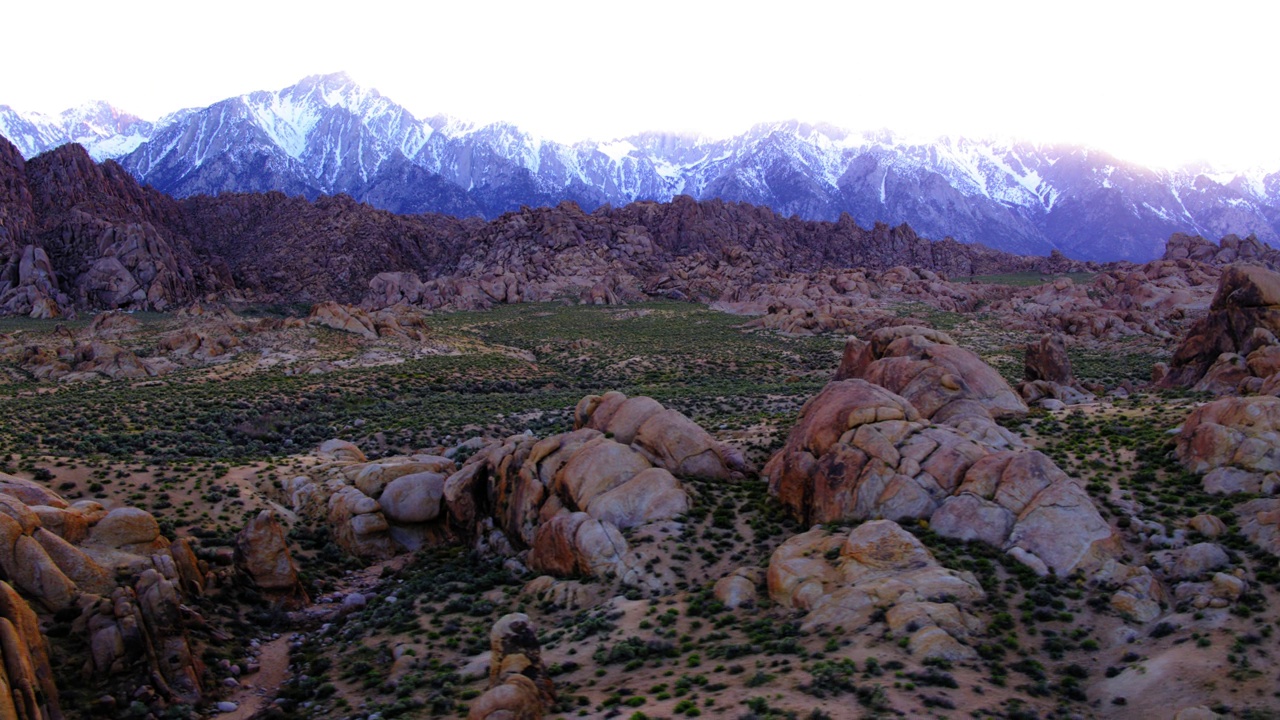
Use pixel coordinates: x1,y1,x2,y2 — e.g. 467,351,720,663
0,137,227,316
0,133,1095,317
1161,264,1280,390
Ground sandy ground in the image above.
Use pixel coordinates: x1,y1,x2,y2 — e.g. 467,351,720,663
221,636,291,720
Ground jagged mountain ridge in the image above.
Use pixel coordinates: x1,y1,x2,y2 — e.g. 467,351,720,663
4,72,1279,262
0,133,1079,315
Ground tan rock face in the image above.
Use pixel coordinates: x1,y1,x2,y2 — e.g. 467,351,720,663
234,511,309,608
835,326,1027,421
327,486,397,561
85,507,161,549
767,521,984,660
713,569,761,610
767,372,1114,576
0,479,210,714
575,391,745,479
378,471,447,524
1176,396,1280,475
318,438,367,463
584,468,689,530
1236,499,1280,555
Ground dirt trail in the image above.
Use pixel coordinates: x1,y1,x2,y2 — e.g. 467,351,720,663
221,636,291,720
214,556,409,717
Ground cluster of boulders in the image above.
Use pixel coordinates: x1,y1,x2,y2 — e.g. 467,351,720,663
0,140,223,318
8,306,314,382
307,301,431,342
722,236,1248,346
722,266,986,337
767,326,1116,577
280,393,742,599
1163,232,1280,268
279,440,457,560
1016,334,1096,408
0,472,212,713
767,520,986,661
18,339,160,382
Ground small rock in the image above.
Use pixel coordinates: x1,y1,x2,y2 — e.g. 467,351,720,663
216,701,238,713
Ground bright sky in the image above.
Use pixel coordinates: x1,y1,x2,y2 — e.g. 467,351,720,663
3,0,1276,170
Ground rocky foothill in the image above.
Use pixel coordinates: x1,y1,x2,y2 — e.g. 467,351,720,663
2,133,1094,320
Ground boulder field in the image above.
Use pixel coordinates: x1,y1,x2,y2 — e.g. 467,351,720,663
277,392,741,599
770,325,1115,577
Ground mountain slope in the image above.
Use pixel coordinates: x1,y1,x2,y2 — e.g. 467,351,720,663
1,132,1075,315
6,74,1279,261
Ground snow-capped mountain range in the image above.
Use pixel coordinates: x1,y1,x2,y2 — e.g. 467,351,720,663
4,72,1277,262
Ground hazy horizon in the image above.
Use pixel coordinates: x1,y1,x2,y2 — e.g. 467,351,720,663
3,0,1276,171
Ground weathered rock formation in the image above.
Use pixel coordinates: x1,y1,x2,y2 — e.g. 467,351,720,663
573,391,746,480
1163,232,1280,269
0,472,211,711
234,511,309,609
768,520,985,661
769,329,1116,576
2,134,1101,318
1162,264,1280,392
0,138,226,317
834,326,1028,420
0,579,62,720
279,443,456,560
307,301,431,342
280,394,731,598
1176,396,1280,479
1017,334,1096,407
443,417,703,594
468,613,555,720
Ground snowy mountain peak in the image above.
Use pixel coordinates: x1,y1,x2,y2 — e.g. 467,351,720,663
3,72,1279,263
0,100,150,160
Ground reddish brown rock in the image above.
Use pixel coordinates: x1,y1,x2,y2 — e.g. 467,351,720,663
767,378,1114,575
1176,395,1280,475
1163,264,1280,388
836,326,1027,420
235,511,309,608
0,580,61,720
767,521,984,660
